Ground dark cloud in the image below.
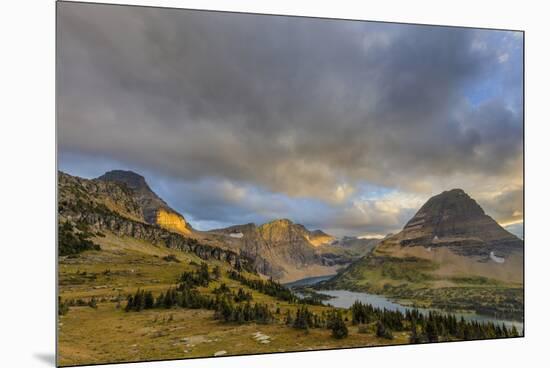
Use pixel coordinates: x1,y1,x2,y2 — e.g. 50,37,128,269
57,3,523,235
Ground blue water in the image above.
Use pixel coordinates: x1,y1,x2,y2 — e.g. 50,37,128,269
284,274,523,331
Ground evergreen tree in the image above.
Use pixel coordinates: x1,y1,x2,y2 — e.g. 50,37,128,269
376,321,393,339
425,318,439,343
329,311,348,339
409,320,421,344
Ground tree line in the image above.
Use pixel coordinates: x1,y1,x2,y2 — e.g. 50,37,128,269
117,263,522,344
350,300,520,342
59,221,101,256
227,270,325,305
286,305,349,339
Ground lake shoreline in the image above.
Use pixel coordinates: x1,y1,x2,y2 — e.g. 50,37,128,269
286,275,524,330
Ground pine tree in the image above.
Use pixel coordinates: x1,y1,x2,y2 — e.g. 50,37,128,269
376,321,393,339
330,311,348,339
409,320,421,343
144,291,154,309
425,318,439,342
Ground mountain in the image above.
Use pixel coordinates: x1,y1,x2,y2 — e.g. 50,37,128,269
397,188,522,258
58,171,252,269
322,189,524,320
59,170,352,282
96,170,192,235
206,219,353,282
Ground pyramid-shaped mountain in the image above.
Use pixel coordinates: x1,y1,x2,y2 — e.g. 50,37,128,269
397,189,522,258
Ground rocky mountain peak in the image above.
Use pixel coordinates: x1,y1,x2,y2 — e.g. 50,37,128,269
404,188,485,233
96,170,151,192
95,169,192,235
398,188,522,257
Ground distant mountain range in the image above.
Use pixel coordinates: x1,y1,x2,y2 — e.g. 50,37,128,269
58,169,524,320
58,170,377,282
59,169,523,295
204,219,378,281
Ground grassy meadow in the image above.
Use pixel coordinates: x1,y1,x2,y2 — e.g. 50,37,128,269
58,233,407,366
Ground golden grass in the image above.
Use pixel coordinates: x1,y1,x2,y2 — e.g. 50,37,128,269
58,233,407,366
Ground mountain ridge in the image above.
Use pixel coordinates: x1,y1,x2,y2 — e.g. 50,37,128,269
60,169,369,282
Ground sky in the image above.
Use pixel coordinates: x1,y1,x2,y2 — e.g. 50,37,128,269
57,3,524,238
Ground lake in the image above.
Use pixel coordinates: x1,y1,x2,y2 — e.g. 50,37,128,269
286,276,523,331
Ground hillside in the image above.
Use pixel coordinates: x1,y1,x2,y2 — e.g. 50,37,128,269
60,170,366,283
58,171,252,270
322,189,524,320
57,171,413,365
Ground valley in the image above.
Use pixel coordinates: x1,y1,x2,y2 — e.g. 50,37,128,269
57,171,523,366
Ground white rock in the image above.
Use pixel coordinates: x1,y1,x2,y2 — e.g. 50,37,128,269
214,350,227,356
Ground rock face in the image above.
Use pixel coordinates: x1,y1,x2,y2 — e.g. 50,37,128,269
96,170,192,235
398,189,523,258
208,219,351,281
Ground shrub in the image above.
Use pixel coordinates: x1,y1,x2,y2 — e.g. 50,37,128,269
162,254,180,263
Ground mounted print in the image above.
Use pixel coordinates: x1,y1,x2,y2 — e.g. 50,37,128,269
57,1,524,366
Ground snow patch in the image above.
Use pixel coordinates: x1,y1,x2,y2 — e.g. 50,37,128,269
229,232,244,238
490,251,505,264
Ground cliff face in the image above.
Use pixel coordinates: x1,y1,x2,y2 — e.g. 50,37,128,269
96,170,193,235
155,209,192,235
208,219,352,282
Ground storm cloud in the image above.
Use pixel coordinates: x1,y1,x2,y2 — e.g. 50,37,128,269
57,3,523,237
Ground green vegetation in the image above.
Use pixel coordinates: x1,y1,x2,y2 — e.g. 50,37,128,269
322,254,524,321
380,256,437,282
328,310,348,339
58,230,522,366
227,270,325,305
59,221,101,256
58,297,70,316
162,254,180,263
350,300,518,342
121,262,516,344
